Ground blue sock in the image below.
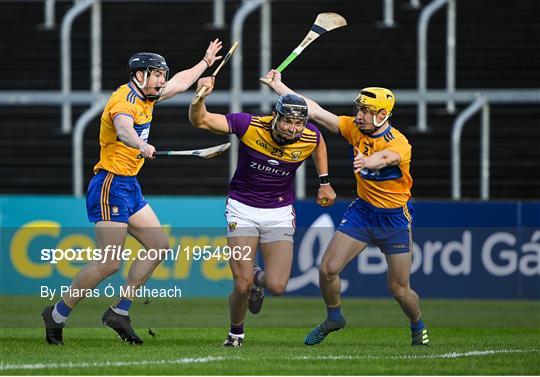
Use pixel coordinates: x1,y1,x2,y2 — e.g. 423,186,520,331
112,297,132,315
55,299,72,317
230,322,244,336
326,305,342,322
410,318,425,333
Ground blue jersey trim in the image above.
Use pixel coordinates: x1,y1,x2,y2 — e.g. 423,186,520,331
369,125,392,139
127,82,146,101
127,91,135,104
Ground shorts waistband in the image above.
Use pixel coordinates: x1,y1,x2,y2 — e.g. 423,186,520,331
354,197,409,214
96,169,138,182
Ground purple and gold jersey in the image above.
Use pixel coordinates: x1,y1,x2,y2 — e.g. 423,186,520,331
226,112,320,208
93,83,156,176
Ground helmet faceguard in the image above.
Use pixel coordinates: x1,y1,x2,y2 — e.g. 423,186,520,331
271,94,309,145
128,52,169,101
354,87,395,134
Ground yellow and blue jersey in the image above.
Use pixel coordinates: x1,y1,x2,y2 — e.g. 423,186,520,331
338,116,412,209
337,116,414,254
86,82,154,223
93,82,156,176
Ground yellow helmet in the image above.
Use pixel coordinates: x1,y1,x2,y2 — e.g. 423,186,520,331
354,87,395,115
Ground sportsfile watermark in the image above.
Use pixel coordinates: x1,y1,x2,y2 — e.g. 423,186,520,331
1,225,539,328
40,244,253,264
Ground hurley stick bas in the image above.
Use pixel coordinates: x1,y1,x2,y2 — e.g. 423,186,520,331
192,41,239,105
260,13,347,85
137,142,231,159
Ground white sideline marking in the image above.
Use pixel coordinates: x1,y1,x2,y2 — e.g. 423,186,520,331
0,356,225,371
293,348,539,361
2,348,537,371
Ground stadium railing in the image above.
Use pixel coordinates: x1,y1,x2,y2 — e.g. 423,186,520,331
451,94,490,200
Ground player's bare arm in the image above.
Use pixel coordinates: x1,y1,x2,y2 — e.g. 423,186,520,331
262,69,340,134
312,134,336,207
188,77,229,134
114,114,155,158
159,39,223,101
353,147,401,173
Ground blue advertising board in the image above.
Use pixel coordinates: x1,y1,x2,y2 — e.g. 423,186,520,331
1,196,538,299
291,201,540,299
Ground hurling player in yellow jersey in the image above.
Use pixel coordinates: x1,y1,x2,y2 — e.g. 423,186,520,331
189,76,336,347
263,70,430,347
41,40,223,346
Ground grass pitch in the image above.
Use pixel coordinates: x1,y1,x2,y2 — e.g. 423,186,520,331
1,296,539,375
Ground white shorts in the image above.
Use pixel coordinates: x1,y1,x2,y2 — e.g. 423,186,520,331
225,198,295,243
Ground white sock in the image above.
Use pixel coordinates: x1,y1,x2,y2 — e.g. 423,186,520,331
111,306,129,316
229,332,245,339
52,304,68,324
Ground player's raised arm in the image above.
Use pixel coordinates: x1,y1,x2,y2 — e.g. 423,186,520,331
158,39,223,101
188,76,230,134
311,133,336,207
262,69,340,134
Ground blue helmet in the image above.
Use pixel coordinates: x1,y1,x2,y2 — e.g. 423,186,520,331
128,52,169,100
271,94,309,145
274,93,308,121
128,52,168,77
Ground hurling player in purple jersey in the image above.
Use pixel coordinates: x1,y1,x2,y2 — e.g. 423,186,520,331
189,76,336,347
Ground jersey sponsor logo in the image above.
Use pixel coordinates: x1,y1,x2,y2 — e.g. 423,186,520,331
359,165,403,181
249,161,291,176
134,122,151,141
268,159,280,166
139,128,150,142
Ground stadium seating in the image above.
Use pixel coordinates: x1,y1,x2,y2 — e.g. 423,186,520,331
1,0,538,198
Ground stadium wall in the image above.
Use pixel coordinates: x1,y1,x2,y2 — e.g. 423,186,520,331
1,196,538,299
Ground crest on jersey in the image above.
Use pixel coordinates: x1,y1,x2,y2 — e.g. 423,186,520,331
291,151,302,161
228,222,237,231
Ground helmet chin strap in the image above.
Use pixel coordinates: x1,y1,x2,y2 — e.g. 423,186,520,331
132,70,149,92
373,112,391,128
131,70,164,101
357,112,392,135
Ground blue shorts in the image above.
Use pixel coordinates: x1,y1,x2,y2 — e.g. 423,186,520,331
86,170,147,223
337,198,413,254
